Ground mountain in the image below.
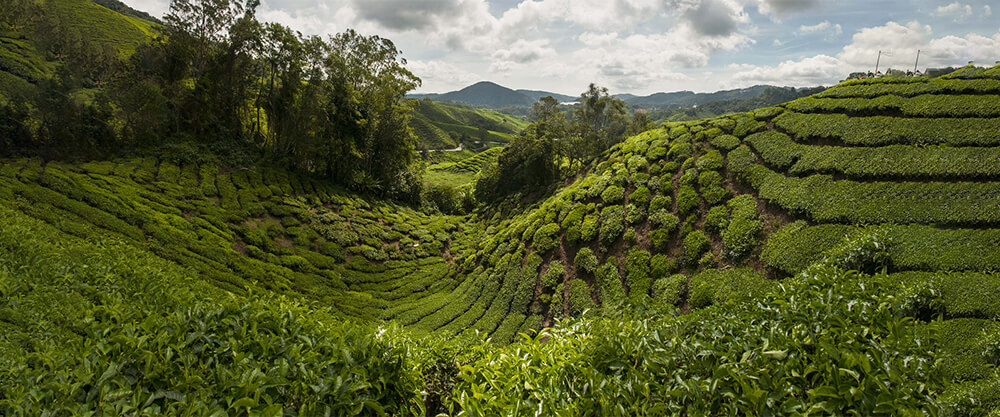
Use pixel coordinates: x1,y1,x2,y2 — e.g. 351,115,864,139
621,85,777,108
409,82,576,107
410,81,535,107
515,89,577,103
411,82,795,111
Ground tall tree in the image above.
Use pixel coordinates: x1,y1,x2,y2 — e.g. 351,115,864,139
572,83,628,160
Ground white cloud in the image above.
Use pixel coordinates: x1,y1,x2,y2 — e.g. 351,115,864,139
799,20,842,37
754,0,821,18
722,21,1000,90
122,0,169,18
838,21,930,68
725,55,842,87
934,2,973,21
490,39,557,72
985,5,992,16
407,60,482,92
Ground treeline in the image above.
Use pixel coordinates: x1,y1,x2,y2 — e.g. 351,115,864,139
647,86,825,122
0,0,423,200
475,84,651,202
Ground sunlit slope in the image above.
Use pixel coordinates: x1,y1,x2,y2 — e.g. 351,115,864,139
410,99,527,150
0,159,477,323
0,0,159,86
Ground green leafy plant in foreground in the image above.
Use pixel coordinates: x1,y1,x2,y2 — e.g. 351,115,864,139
451,266,944,416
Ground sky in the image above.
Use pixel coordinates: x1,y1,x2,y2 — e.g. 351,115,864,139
122,0,1000,95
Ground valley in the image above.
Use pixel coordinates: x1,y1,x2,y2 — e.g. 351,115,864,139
1,0,999,415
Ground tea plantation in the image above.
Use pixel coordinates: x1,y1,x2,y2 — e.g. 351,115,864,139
3,67,1000,415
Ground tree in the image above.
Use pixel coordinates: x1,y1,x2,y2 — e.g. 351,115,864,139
627,111,652,136
568,83,627,166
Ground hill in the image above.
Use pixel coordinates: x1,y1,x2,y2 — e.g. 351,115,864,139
3,65,1000,414
0,0,159,95
409,81,806,112
411,81,536,108
409,99,528,151
622,85,775,108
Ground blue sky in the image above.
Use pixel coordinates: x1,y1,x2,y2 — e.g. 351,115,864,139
124,0,1000,95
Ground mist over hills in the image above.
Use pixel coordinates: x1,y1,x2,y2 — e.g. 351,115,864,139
409,81,804,110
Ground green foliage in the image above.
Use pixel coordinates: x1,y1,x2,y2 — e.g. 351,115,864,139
696,150,724,171
709,134,741,151
566,279,595,315
601,184,625,204
629,185,651,206
625,203,645,224
532,222,561,253
786,94,1000,118
648,195,671,212
683,230,710,264
689,268,776,309
722,195,763,259
774,111,1000,146
542,261,565,289
624,249,652,304
732,157,1000,226
580,214,600,242
705,205,729,233
676,185,699,216
595,261,625,307
451,267,943,416
599,206,625,246
652,274,687,306
697,170,729,206
574,248,598,274
650,254,677,280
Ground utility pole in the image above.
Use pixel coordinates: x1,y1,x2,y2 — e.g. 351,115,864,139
914,50,921,73
875,50,882,73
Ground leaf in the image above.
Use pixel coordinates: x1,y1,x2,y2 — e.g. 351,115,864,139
230,397,257,409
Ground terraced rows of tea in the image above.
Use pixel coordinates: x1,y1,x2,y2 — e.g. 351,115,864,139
0,158,481,325
2,70,1000,411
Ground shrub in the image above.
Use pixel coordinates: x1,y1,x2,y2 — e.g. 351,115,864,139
705,206,729,233
653,274,687,306
595,262,625,307
683,230,710,264
689,268,775,308
624,249,652,304
698,252,717,269
649,195,671,212
630,186,651,206
601,185,626,204
542,261,564,289
722,195,763,259
709,134,740,151
532,223,561,253
567,279,594,315
574,248,598,274
600,206,625,246
625,204,645,224
677,186,700,216
560,205,587,230
624,228,637,244
650,254,677,279
580,215,600,242
696,150,724,171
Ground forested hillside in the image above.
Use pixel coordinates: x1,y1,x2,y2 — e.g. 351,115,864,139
1,0,1000,415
